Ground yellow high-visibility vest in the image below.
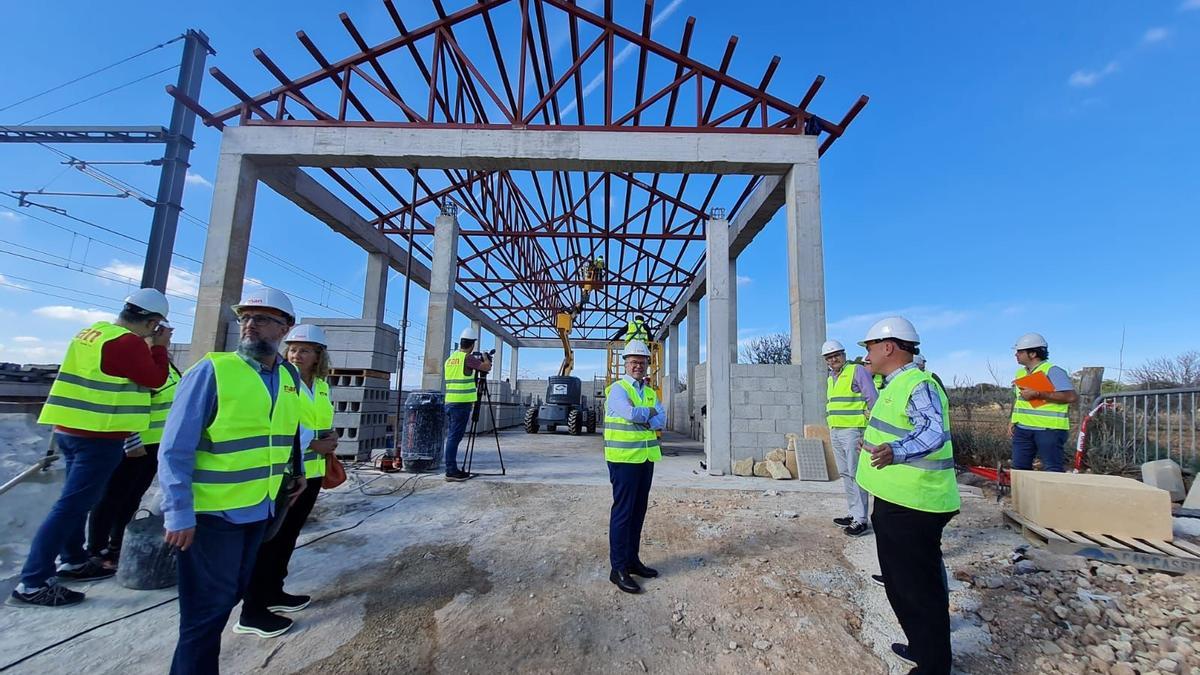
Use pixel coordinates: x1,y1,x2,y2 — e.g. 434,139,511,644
604,379,661,463
1011,362,1070,431
444,351,477,404
140,363,181,445
826,363,868,428
38,321,151,432
301,378,334,479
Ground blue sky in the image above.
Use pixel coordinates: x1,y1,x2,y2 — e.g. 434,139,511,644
0,1,1197,387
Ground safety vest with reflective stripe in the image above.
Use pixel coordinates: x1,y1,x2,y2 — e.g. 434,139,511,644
302,377,334,479
444,351,477,404
140,363,181,446
855,367,960,514
38,321,152,432
192,352,302,513
624,319,649,342
827,363,868,428
1011,361,1070,431
604,379,661,463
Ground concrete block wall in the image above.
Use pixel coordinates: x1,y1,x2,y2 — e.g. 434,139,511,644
690,363,708,441
307,318,398,373
729,364,808,462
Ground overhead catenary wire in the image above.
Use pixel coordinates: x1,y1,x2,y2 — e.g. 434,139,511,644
18,64,181,125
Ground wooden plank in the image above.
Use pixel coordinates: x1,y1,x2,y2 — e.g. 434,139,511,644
1107,536,1163,556
1086,532,1133,552
1172,539,1200,557
1044,539,1200,575
1145,539,1200,560
1003,510,1068,543
1052,529,1097,546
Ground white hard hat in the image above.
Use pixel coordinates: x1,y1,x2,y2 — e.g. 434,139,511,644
858,316,920,346
459,327,479,341
232,287,295,322
124,288,169,319
821,340,845,356
285,324,328,347
1013,332,1048,350
622,340,651,359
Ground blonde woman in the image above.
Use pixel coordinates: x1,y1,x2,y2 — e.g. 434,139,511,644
235,324,337,638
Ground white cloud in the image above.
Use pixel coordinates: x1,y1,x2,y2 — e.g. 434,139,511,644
1143,27,1170,44
100,261,200,298
0,210,24,222
736,275,752,287
0,341,66,364
12,336,39,343
0,274,29,290
33,305,114,323
1068,61,1119,88
185,171,213,189
827,306,972,336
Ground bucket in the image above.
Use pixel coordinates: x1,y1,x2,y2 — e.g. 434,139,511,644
115,510,178,590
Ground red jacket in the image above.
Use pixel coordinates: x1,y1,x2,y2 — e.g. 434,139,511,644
55,333,170,439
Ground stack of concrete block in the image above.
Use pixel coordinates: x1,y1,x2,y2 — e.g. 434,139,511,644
729,364,808,461
307,319,398,373
329,372,391,460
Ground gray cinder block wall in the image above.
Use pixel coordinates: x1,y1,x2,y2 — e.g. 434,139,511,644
729,364,808,462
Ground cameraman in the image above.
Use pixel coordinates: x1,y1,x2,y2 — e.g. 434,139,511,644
442,328,491,482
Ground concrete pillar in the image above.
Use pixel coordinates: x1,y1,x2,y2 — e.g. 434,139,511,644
667,323,680,431
729,255,738,363
495,337,504,386
190,152,258,365
686,300,700,440
784,154,827,426
421,213,459,390
705,216,732,476
361,251,389,322
509,344,519,386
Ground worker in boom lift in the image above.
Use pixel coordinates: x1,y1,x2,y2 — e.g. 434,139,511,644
158,288,307,674
1010,332,1077,473
604,340,666,594
821,339,878,538
9,288,170,608
623,314,651,343
443,327,491,482
855,317,959,675
236,324,339,638
593,254,605,282
87,321,182,571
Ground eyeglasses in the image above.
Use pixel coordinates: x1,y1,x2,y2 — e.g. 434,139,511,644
237,313,287,327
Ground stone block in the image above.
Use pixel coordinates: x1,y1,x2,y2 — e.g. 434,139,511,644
731,432,759,450
763,378,787,392
749,419,777,433
785,449,798,479
1011,470,1173,540
1141,459,1186,501
765,460,793,480
747,391,777,405
775,419,805,435
736,404,762,420
765,448,786,463
753,461,771,478
732,457,755,477
757,404,785,420
731,418,752,432
1185,477,1200,511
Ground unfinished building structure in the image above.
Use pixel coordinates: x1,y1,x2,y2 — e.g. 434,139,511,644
171,0,865,473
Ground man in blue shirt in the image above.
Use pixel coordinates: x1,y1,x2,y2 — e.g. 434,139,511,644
158,288,306,675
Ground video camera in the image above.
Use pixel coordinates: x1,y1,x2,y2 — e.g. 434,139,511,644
470,349,496,380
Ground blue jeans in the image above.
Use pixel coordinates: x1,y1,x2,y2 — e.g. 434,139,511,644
1011,426,1068,472
443,402,472,474
20,433,125,588
607,460,654,572
170,515,267,675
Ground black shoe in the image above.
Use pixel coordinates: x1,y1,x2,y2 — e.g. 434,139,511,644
56,559,116,582
891,643,916,667
871,573,885,587
444,470,469,482
843,522,869,537
626,562,659,578
6,583,85,608
233,610,294,638
267,591,311,613
833,516,854,527
609,569,642,594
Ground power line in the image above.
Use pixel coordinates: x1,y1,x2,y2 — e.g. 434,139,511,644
19,64,181,125
0,34,184,114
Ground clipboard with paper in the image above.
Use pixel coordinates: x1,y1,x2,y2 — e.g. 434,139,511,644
1014,371,1054,408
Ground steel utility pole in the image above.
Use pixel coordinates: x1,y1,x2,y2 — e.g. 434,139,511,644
141,29,213,291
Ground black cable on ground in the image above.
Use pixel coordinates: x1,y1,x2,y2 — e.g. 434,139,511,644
0,474,428,672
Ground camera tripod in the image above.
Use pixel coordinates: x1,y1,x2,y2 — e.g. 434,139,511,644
462,372,506,476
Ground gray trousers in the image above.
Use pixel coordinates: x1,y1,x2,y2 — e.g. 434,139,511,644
830,426,869,525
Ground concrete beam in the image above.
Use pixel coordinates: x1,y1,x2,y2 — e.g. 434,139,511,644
705,217,733,476
784,154,827,426
422,213,458,390
190,151,258,364
655,173,788,339
257,166,516,344
223,126,818,175
362,251,388,322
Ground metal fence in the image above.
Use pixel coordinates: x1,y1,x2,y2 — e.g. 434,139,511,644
1084,387,1200,470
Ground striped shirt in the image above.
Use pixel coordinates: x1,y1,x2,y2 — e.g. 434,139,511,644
883,362,950,464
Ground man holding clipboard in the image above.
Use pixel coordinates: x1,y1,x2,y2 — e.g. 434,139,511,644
1010,332,1078,472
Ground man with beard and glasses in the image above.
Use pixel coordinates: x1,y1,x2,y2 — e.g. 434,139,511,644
157,288,307,675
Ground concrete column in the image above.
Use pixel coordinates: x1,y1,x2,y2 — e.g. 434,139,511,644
470,319,482,342
686,300,700,440
361,251,389,322
705,216,732,476
784,154,827,426
729,255,739,363
494,337,504,385
421,213,459,390
509,344,519,386
190,152,258,365
667,323,680,431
